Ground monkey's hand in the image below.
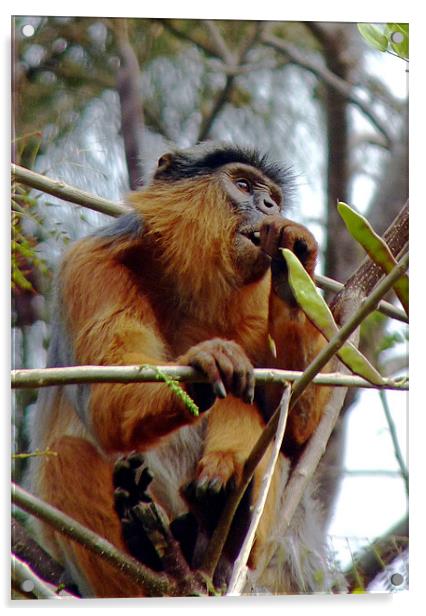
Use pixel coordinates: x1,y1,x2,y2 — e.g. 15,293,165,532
260,216,318,303
177,338,255,412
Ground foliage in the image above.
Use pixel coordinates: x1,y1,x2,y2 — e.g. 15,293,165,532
338,202,408,315
283,248,385,385
357,23,409,60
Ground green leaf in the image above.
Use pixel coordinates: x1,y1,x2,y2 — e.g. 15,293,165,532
357,24,388,52
385,23,409,59
12,266,33,291
337,202,408,315
282,249,385,385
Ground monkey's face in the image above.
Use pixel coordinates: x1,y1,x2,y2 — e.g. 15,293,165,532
148,144,290,288
219,163,283,284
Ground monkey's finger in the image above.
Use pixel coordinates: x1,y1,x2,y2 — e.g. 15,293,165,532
219,343,254,403
244,369,256,405
259,217,281,258
214,348,240,396
188,350,227,399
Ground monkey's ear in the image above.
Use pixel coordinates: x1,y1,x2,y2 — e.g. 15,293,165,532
157,152,174,172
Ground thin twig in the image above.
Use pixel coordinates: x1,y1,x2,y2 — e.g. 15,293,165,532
203,20,235,64
379,389,409,495
160,19,223,60
261,31,393,147
226,385,290,595
315,273,408,323
11,365,408,390
12,483,175,597
12,164,128,218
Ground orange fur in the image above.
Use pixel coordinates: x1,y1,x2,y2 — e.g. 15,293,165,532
41,436,144,597
268,291,332,446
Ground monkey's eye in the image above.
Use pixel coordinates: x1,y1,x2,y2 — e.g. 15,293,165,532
157,153,173,170
235,178,252,193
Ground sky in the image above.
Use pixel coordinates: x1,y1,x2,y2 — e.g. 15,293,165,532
326,43,409,574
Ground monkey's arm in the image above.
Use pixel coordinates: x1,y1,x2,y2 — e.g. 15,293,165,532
58,237,200,453
260,217,332,448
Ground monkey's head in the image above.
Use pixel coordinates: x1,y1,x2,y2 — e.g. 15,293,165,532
147,143,292,282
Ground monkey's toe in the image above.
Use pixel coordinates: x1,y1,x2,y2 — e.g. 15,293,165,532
113,452,153,517
195,450,242,493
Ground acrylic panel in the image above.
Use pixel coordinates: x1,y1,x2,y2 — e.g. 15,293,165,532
11,15,408,601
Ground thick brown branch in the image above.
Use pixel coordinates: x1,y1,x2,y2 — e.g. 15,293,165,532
12,483,176,597
345,516,408,591
335,201,408,304
12,519,67,589
114,20,145,190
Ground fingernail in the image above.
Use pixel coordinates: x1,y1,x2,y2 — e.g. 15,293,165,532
214,380,227,398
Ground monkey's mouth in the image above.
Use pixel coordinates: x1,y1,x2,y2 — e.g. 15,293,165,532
240,228,261,247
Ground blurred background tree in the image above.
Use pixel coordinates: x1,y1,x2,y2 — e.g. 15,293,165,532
11,16,408,590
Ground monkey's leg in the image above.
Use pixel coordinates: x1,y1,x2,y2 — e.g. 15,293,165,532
39,436,145,598
189,398,280,569
113,452,200,574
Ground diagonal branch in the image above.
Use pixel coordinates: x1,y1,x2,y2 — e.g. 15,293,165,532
379,389,409,495
12,483,176,597
12,164,128,218
226,385,290,595
201,251,408,579
344,516,408,591
202,20,235,65
261,30,393,147
160,19,224,60
315,273,408,323
12,555,65,600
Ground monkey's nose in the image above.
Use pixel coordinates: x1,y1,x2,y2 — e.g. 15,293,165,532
259,197,279,214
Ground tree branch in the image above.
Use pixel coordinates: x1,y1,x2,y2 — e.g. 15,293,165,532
11,365,408,391
12,555,65,600
12,164,128,218
261,30,393,147
315,273,408,323
12,518,67,590
202,20,235,64
113,19,145,190
201,250,408,579
379,389,408,495
12,483,176,597
226,385,290,595
344,516,408,591
160,19,223,60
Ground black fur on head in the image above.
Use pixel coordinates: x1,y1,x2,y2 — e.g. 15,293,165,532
153,141,294,194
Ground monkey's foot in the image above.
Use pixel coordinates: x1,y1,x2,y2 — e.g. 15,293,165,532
113,452,199,572
194,451,243,495
113,452,167,570
182,452,242,537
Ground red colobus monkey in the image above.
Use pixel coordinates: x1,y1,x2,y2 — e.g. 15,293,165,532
28,142,334,597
